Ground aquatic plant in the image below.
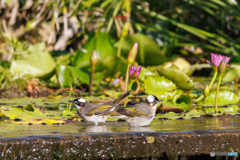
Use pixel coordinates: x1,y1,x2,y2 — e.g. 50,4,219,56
124,64,141,107
195,53,231,105
124,43,139,93
214,56,231,113
206,53,229,90
202,53,231,113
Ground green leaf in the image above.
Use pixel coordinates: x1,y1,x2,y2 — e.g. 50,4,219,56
161,94,191,111
137,67,155,82
56,65,72,88
144,75,176,95
68,66,91,84
203,90,239,106
24,104,46,116
157,66,194,90
61,109,77,119
202,105,239,115
185,109,201,118
102,54,128,77
222,67,240,83
175,95,191,111
10,43,56,80
73,32,117,67
1,107,46,121
155,112,183,120
117,33,169,66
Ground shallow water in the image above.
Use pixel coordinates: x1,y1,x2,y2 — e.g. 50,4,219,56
0,117,240,138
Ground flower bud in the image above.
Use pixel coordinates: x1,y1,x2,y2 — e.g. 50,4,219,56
91,50,98,66
127,43,138,64
121,21,130,37
130,66,141,79
218,58,227,75
203,85,209,97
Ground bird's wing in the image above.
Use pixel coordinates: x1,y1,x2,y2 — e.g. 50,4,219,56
112,91,131,104
85,104,114,116
117,107,149,117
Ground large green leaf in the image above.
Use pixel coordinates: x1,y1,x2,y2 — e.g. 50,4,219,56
1,107,46,121
204,90,239,106
73,32,117,67
202,105,239,115
144,75,176,95
160,91,191,112
10,43,55,80
68,66,91,84
117,33,169,66
102,54,128,77
157,66,194,90
137,67,155,82
56,65,72,88
222,66,240,82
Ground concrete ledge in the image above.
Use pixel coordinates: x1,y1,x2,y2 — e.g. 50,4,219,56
0,130,239,159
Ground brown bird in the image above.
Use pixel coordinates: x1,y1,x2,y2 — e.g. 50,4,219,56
69,91,131,125
115,95,163,127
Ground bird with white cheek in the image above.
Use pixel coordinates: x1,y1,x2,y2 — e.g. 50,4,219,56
115,95,163,127
69,91,131,125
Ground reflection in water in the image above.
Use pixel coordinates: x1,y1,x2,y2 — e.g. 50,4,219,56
128,126,153,132
80,125,108,133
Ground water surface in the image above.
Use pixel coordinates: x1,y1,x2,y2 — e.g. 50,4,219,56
1,117,239,138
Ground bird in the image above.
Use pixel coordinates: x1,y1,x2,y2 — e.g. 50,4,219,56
68,91,131,125
114,95,163,127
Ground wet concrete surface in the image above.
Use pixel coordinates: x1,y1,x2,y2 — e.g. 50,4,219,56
0,117,240,159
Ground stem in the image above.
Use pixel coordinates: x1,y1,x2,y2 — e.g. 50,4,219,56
215,75,222,113
125,63,130,92
117,37,123,57
89,65,95,96
123,63,131,107
209,71,218,89
67,78,73,111
192,71,218,103
192,95,204,103
124,81,133,107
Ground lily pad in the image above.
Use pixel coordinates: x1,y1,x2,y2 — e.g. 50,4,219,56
157,66,194,90
116,33,169,66
137,67,155,82
160,94,191,111
10,43,56,80
203,90,239,106
184,109,201,118
155,112,183,120
202,105,239,115
144,75,176,95
61,110,77,119
1,107,45,121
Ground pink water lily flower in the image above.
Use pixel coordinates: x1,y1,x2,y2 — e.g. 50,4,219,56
129,65,141,79
206,53,230,68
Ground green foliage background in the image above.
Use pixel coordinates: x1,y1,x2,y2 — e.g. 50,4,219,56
1,0,240,90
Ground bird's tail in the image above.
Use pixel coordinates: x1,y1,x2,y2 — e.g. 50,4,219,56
112,90,131,104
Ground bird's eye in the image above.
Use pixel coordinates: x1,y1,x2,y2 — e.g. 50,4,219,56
79,102,83,106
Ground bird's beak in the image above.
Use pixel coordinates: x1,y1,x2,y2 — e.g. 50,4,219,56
158,99,163,102
68,100,74,103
